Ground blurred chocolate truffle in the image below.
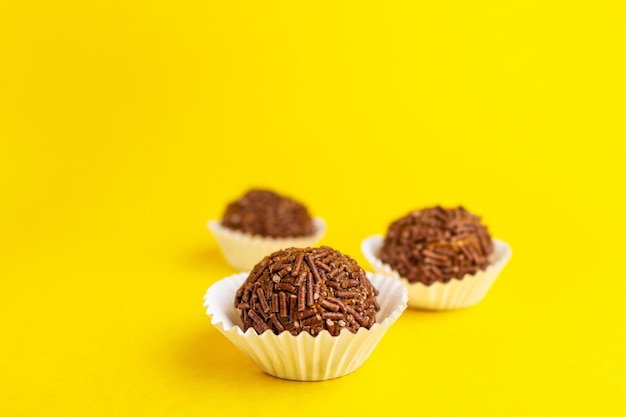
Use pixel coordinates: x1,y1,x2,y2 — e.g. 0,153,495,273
380,206,494,285
222,189,313,238
234,246,380,336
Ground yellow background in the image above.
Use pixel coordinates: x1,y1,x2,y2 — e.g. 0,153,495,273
1,1,625,416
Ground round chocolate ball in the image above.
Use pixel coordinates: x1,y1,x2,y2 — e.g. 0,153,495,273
221,189,313,238
234,246,380,336
380,206,494,285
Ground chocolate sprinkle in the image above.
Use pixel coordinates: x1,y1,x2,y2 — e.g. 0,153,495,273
221,189,314,238
380,206,494,285
279,292,288,317
234,246,380,336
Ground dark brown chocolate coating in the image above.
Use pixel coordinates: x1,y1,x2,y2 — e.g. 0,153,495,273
380,206,494,285
222,189,313,238
234,246,380,336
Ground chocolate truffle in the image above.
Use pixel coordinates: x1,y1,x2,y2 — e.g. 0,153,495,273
234,246,380,336
222,189,313,238
380,206,494,285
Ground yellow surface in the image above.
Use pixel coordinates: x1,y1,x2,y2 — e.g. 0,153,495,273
1,1,625,415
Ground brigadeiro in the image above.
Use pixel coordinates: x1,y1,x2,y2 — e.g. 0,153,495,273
207,189,326,271
203,246,408,381
222,189,314,238
235,246,379,336
361,206,511,310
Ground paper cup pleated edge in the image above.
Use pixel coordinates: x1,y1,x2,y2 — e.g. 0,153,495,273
203,272,408,381
207,218,326,271
361,235,512,310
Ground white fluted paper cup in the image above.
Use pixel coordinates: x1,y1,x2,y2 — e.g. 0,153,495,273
207,217,326,271
361,235,511,310
203,272,408,381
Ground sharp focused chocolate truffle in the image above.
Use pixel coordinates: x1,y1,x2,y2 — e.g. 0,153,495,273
222,189,313,238
234,246,380,336
380,206,494,285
